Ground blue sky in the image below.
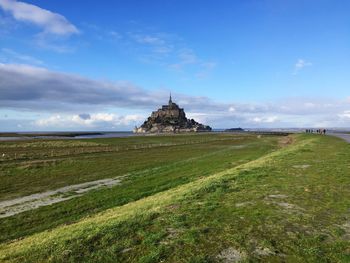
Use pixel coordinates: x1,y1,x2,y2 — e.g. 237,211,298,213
0,0,350,131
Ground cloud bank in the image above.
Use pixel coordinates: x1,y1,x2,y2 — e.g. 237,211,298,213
34,113,144,129
0,63,162,111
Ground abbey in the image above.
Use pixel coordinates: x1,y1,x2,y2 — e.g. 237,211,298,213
134,95,212,133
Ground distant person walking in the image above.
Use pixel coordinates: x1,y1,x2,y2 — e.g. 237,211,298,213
303,129,326,135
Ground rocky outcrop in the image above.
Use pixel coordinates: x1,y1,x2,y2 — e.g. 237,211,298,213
134,95,212,133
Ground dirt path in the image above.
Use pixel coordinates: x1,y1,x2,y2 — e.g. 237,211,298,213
0,177,124,218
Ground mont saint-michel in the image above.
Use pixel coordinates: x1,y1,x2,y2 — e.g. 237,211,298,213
134,95,212,133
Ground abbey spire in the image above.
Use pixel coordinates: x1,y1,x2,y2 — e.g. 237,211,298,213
168,92,173,105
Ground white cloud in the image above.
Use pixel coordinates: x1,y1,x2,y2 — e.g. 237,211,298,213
196,61,217,79
178,48,197,64
133,34,165,45
228,106,236,112
128,31,216,77
35,113,144,128
251,116,279,123
169,49,216,78
338,110,350,119
34,35,75,53
186,112,209,125
295,59,312,69
293,58,312,75
0,0,79,36
35,114,63,127
127,32,176,64
107,30,121,39
304,102,315,108
169,49,198,70
80,23,122,43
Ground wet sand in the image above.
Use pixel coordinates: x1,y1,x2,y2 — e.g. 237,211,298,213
330,133,350,143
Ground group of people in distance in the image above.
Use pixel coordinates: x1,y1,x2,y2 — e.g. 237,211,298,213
305,129,326,134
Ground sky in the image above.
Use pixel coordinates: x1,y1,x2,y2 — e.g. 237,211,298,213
0,0,350,131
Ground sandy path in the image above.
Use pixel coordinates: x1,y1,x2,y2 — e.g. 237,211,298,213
0,177,124,218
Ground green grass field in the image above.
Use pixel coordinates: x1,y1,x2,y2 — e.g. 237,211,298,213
0,133,349,262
